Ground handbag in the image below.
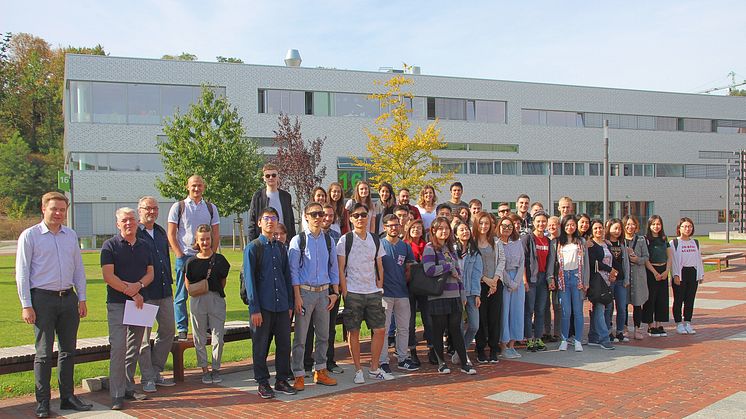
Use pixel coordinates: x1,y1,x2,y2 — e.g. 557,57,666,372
587,261,613,305
408,253,448,296
187,255,214,297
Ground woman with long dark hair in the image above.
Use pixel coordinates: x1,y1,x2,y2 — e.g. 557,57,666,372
522,211,551,352
586,219,617,350
416,185,438,231
403,219,430,366
547,215,589,352
622,215,649,340
671,217,705,335
375,182,396,235
327,182,348,235
643,215,672,337
472,212,505,363
604,218,630,343
423,217,476,375
497,216,525,358
453,220,483,364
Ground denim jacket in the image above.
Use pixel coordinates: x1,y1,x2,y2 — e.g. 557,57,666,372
460,250,484,297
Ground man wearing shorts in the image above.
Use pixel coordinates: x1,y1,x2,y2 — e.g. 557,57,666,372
337,203,393,384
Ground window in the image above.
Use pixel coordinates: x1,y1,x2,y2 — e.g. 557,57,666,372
313,92,331,116
127,84,161,125
522,161,547,175
162,85,196,117
92,82,127,123
440,159,467,174
444,142,468,151
680,210,720,225
262,89,306,115
681,118,712,133
70,153,96,171
655,116,677,131
521,109,541,125
475,161,494,174
656,164,684,177
334,92,379,117
428,97,505,122
475,100,506,123
610,164,620,176
637,115,655,130
685,164,725,179
435,98,466,120
523,109,582,127
589,163,603,176
468,143,519,152
564,162,574,176
70,81,92,122
552,162,563,175
70,153,164,172
575,163,585,176
716,119,746,134
502,161,517,175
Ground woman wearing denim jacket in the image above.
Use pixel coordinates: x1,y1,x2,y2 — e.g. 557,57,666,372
521,211,552,352
453,220,483,365
547,215,590,352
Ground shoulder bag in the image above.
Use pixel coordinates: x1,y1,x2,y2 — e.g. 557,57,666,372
187,255,214,297
409,251,447,297
587,261,613,305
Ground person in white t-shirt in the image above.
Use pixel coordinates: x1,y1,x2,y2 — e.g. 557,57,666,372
670,217,704,335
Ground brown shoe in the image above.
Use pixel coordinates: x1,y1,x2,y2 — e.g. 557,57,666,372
314,369,338,386
293,376,305,391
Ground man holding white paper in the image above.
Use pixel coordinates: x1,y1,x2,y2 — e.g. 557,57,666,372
101,207,154,411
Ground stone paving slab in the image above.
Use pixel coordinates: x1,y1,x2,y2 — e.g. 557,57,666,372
694,298,746,309
726,331,746,341
700,281,746,288
685,391,746,418
485,390,544,404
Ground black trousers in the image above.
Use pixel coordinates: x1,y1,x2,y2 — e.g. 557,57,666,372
475,282,502,353
672,266,699,323
31,289,80,402
304,291,341,369
252,309,292,385
643,265,669,323
408,292,431,348
430,301,467,366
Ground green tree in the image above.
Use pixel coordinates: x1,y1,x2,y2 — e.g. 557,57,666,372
216,56,243,63
730,88,746,96
157,87,263,246
354,69,454,196
0,132,41,217
162,52,197,61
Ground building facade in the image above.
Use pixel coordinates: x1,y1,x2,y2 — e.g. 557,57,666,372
64,54,746,247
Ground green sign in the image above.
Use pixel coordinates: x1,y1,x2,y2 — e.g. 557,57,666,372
57,170,70,192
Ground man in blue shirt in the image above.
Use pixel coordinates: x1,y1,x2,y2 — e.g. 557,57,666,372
288,202,340,390
378,214,418,373
244,207,296,399
126,196,176,393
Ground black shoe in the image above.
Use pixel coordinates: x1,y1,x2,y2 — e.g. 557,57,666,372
327,362,344,374
124,391,148,401
380,363,392,374
428,348,438,365
258,383,275,399
35,400,50,418
489,351,499,364
409,350,421,367
476,351,488,363
275,380,298,396
388,336,396,348
60,395,93,411
111,398,124,410
177,331,188,341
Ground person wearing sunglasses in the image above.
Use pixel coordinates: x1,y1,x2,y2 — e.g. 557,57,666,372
248,163,295,241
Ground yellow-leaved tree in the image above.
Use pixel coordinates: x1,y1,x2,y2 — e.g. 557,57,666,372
354,69,454,195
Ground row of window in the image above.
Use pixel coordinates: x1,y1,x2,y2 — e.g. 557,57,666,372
443,142,519,152
435,159,726,179
258,89,507,123
522,109,746,134
69,81,225,125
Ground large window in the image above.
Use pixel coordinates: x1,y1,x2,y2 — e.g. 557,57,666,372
69,81,224,125
521,161,548,175
522,109,582,127
70,153,163,172
260,89,306,115
428,97,506,122
334,93,380,117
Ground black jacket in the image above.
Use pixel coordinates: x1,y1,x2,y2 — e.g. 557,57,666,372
247,188,296,241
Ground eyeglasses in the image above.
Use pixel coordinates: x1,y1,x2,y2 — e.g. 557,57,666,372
262,215,279,222
264,173,278,179
386,224,400,229
139,206,158,212
350,212,368,219
500,224,514,229
498,209,509,214
306,211,324,218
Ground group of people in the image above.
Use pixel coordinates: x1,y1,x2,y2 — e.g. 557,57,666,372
14,165,707,415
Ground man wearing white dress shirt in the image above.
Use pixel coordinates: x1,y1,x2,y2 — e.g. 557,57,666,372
15,192,92,417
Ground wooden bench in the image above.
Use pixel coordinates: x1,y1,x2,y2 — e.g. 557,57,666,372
702,252,746,272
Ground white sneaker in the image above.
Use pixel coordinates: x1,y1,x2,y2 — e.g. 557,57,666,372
676,323,688,335
451,352,460,365
353,369,365,384
574,341,583,352
559,340,568,351
368,368,394,381
685,322,696,335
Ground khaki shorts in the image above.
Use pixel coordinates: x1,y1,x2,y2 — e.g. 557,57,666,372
343,291,385,331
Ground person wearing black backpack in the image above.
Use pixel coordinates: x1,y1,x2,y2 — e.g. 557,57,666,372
243,207,296,399
670,218,705,335
288,202,340,390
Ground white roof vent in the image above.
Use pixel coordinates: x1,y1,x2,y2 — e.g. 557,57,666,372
284,49,302,67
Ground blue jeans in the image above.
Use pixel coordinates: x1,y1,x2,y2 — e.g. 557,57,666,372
500,270,525,343
173,255,191,333
524,272,548,339
557,269,583,342
605,281,628,334
588,302,611,344
463,295,480,348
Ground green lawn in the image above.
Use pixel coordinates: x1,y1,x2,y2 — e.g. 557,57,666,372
0,249,382,399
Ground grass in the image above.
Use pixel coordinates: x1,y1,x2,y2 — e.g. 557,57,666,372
0,249,386,399
693,235,746,246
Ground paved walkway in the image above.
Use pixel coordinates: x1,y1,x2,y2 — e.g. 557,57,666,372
2,263,746,417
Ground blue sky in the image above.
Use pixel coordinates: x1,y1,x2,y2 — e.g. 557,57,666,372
5,0,745,93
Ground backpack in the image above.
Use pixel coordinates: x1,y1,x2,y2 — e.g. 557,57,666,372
177,199,215,229
672,238,699,251
297,231,333,271
343,231,381,279
239,238,264,305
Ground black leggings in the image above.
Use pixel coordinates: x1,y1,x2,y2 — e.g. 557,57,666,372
643,265,669,324
476,283,502,352
632,305,643,328
431,309,467,366
672,266,699,323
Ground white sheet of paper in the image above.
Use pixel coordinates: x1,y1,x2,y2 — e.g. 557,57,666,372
123,300,159,327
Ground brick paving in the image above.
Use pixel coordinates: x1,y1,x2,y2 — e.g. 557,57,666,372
2,262,746,418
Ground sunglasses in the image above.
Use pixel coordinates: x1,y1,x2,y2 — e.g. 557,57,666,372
350,212,368,219
306,211,324,218
264,173,278,179
262,215,279,222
